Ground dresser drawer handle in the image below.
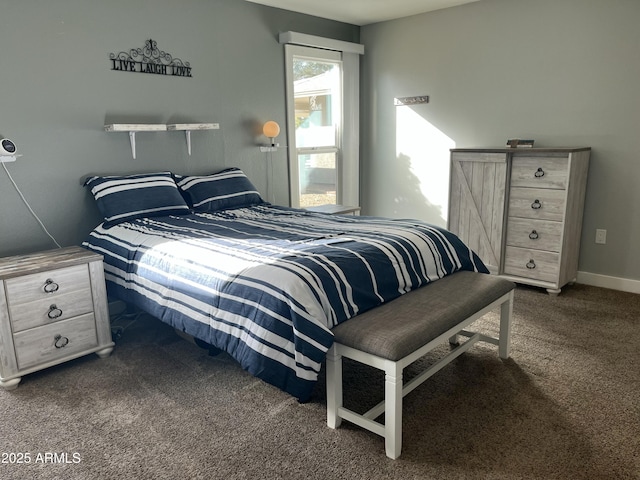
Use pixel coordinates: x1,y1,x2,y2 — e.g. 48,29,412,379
531,199,542,209
54,334,69,349
43,279,60,294
529,230,539,240
534,167,545,178
526,259,536,269
47,304,63,319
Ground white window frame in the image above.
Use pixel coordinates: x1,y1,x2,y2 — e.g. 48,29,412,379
280,32,363,209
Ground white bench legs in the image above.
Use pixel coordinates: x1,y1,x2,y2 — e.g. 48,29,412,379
327,345,404,458
326,346,342,429
384,362,403,459
326,288,514,459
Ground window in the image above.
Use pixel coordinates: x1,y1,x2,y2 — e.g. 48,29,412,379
289,49,341,207
280,32,363,209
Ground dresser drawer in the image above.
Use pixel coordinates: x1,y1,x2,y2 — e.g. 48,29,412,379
9,288,94,333
12,313,98,370
448,147,589,295
506,218,563,252
508,187,566,221
5,264,90,306
503,246,559,283
511,156,568,189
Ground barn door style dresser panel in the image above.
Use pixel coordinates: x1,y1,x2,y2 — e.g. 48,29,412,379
448,147,590,295
0,246,114,390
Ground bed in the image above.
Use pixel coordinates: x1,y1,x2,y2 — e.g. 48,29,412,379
82,168,488,401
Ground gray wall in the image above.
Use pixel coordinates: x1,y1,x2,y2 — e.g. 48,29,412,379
360,0,640,282
0,0,358,258
3,0,637,285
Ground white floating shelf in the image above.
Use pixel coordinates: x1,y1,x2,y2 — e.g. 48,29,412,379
104,123,219,158
104,124,167,159
104,124,167,132
167,123,220,155
166,123,219,131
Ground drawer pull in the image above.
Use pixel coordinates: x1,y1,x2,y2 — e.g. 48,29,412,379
531,199,542,209
529,230,539,240
526,259,536,269
43,279,60,294
47,304,63,320
534,167,545,178
54,334,69,349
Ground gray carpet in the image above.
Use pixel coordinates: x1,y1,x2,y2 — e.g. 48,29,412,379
1,283,638,480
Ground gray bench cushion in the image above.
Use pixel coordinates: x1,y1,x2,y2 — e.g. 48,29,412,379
331,271,515,361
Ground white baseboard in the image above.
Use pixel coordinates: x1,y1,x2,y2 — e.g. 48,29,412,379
577,271,640,294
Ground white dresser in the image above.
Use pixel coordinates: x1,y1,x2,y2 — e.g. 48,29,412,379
0,246,114,389
448,147,590,295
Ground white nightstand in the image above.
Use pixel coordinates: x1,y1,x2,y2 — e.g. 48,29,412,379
0,246,114,390
305,204,361,215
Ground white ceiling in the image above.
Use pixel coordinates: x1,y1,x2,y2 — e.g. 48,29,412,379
245,0,481,26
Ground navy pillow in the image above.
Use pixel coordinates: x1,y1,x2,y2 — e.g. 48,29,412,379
175,168,264,212
84,172,190,227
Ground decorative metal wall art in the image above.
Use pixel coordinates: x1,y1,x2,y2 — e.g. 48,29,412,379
394,95,430,106
109,39,192,78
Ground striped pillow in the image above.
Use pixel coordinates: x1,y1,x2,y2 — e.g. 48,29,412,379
84,172,190,227
174,168,264,212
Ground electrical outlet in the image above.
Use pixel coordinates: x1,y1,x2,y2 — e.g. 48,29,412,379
595,229,607,244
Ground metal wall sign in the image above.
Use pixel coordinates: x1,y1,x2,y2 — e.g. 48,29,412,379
394,96,429,106
109,39,192,78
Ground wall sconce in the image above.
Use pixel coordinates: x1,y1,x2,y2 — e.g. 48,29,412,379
260,121,280,152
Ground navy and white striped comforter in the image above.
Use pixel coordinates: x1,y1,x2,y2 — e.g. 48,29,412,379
83,205,488,401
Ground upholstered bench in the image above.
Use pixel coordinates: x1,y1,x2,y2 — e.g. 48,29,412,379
326,271,516,459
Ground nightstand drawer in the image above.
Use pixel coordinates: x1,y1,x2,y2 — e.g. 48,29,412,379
13,313,98,370
506,218,562,252
503,246,559,283
510,157,568,189
508,187,566,221
5,264,90,306
9,288,94,333
0,246,114,390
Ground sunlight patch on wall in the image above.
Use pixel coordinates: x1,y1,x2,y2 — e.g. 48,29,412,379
396,107,455,221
